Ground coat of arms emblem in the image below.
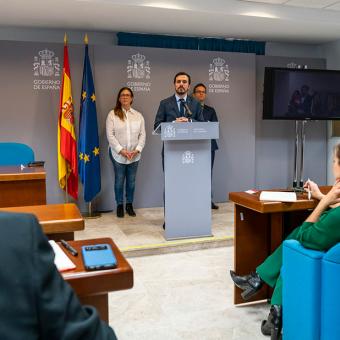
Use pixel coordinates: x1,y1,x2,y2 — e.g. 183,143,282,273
209,57,229,82
164,125,176,138
127,53,151,79
182,151,194,164
33,49,60,77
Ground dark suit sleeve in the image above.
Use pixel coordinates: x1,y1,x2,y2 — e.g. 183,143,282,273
210,107,218,122
190,99,204,122
154,100,166,131
31,216,117,340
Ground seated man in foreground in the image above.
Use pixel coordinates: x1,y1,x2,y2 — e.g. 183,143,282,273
0,211,117,340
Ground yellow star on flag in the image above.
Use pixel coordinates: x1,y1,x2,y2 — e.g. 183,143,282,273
79,152,83,160
91,93,96,102
82,91,87,101
93,147,100,156
84,154,90,163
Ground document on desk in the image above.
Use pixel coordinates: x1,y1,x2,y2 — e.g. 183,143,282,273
49,240,76,272
259,191,297,202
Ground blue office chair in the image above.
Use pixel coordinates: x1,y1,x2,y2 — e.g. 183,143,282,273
282,240,340,340
0,142,35,166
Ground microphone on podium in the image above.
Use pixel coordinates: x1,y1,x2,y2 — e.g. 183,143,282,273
183,102,193,121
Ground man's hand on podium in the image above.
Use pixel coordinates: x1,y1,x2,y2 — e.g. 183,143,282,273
175,117,189,122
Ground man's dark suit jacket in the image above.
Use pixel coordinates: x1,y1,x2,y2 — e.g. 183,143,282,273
0,212,116,340
201,104,219,152
154,95,204,131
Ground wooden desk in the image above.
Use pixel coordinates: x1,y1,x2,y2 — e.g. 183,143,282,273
229,188,329,305
62,238,134,322
0,166,46,207
0,203,84,240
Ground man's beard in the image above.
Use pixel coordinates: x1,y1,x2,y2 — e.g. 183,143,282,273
176,87,187,95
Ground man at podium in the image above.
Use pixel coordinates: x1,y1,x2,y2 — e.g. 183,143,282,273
154,72,204,229
154,71,203,131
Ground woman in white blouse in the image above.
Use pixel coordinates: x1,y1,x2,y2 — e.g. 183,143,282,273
106,87,146,218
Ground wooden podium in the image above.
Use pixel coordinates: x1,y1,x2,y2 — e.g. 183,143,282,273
0,166,46,207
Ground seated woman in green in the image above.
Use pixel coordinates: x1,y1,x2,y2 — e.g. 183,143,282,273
230,143,340,340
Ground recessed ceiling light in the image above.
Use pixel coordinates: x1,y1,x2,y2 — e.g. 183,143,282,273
143,2,187,10
242,11,278,18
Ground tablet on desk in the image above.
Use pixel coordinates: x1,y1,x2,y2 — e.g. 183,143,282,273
81,244,117,271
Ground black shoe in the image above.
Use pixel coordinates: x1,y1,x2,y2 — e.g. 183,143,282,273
270,305,282,340
116,204,124,218
162,222,165,230
211,202,219,210
230,270,263,300
261,309,274,336
126,203,136,217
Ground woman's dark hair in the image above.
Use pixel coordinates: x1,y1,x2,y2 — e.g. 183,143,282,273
114,87,134,121
334,144,340,164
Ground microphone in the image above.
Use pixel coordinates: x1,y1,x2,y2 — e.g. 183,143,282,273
152,123,162,135
183,102,193,119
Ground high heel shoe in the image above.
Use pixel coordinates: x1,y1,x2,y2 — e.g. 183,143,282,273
261,310,274,336
229,270,263,300
270,304,282,340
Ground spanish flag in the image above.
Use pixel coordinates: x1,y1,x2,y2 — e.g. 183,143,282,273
57,34,78,199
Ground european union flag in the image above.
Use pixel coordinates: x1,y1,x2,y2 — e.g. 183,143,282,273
78,37,101,202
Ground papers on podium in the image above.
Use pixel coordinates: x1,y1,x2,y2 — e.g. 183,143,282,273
49,240,76,272
259,191,297,202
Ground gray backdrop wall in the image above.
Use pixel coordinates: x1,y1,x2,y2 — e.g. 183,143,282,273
0,40,327,210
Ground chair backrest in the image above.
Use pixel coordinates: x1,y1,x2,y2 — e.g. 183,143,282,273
282,240,324,340
283,240,340,340
321,243,340,340
0,142,35,166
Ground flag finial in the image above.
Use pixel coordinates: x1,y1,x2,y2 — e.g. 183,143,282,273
84,34,88,45
64,33,68,45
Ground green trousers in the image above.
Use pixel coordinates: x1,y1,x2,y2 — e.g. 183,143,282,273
256,206,340,305
256,227,304,306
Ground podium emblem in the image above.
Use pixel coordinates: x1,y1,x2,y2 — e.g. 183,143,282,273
182,151,194,164
164,125,176,138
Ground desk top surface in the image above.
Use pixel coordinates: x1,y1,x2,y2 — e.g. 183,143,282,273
61,238,134,295
0,166,46,181
229,187,330,213
0,203,84,233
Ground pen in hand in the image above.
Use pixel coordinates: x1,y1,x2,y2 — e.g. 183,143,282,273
307,178,312,200
61,239,78,256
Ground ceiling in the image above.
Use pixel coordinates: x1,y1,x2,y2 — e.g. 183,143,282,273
2,0,340,43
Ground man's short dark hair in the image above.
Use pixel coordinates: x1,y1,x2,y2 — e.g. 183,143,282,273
174,72,191,84
193,83,206,93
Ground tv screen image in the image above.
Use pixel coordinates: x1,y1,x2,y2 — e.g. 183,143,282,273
263,67,340,120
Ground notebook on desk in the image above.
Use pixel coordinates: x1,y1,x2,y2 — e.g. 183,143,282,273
259,191,297,202
49,240,76,272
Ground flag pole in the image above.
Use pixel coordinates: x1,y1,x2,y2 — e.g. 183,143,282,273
81,201,101,219
79,33,101,219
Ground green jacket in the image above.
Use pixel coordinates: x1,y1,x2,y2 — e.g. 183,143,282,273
296,206,340,250
257,206,340,305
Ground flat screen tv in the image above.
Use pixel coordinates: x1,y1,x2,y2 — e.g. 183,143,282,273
263,67,340,120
